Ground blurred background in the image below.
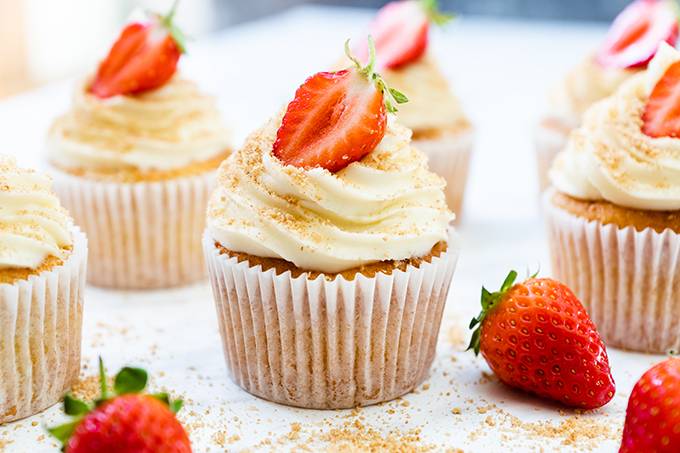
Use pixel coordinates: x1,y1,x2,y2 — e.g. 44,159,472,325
0,0,628,99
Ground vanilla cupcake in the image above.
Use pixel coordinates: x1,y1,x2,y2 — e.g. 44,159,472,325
47,7,231,289
0,156,87,424
544,44,680,353
353,0,473,217
204,43,459,409
535,0,678,192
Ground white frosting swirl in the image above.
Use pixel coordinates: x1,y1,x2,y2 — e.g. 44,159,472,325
48,76,231,172
0,156,73,270
383,54,468,132
550,44,680,211
549,55,637,125
207,117,454,273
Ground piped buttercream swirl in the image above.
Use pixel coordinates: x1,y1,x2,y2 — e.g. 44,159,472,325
207,117,454,273
48,76,231,172
0,156,73,270
550,44,680,211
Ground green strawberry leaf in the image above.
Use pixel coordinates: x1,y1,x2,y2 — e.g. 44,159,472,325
47,420,80,446
114,367,148,395
420,0,455,27
63,395,90,416
170,399,184,414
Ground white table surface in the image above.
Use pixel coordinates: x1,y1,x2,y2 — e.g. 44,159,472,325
0,5,665,452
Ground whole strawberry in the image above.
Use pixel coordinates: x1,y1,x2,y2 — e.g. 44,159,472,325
468,271,615,409
90,0,187,98
620,358,680,452
48,359,191,453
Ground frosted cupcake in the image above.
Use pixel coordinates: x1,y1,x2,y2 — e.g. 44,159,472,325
535,0,678,191
353,0,473,217
544,43,680,353
0,156,87,424
47,4,231,289
204,42,459,409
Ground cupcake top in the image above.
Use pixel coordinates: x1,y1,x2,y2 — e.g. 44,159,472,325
47,4,230,176
208,117,453,274
382,54,469,133
48,76,231,174
0,156,73,272
548,0,678,125
550,43,680,211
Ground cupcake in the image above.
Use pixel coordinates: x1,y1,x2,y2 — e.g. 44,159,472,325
204,41,459,409
0,156,87,424
535,0,678,192
353,0,473,217
544,43,680,354
46,4,231,289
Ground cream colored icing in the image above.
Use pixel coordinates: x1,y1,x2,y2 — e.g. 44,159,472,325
0,155,73,270
550,44,680,211
207,116,454,273
48,76,231,172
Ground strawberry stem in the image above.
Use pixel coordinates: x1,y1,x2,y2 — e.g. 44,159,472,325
419,0,455,27
344,37,409,114
98,356,108,400
467,270,518,355
156,0,187,54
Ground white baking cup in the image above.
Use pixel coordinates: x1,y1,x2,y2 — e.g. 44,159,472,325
544,193,680,353
51,168,214,289
0,227,87,424
204,231,459,409
414,130,473,219
534,118,572,193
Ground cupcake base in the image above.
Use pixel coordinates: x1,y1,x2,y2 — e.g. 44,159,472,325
413,129,473,219
204,231,459,409
0,227,87,424
544,191,680,354
50,167,214,289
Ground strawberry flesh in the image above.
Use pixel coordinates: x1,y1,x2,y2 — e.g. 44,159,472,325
357,0,430,69
597,0,678,69
620,358,680,452
273,68,387,172
642,60,680,137
90,20,181,98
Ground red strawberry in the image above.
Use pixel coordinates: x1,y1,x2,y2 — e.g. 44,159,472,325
89,1,187,99
273,39,407,172
468,271,616,409
48,359,191,453
620,358,680,452
642,59,680,137
356,0,453,69
596,0,678,69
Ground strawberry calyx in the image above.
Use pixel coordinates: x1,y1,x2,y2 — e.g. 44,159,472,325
152,0,187,54
467,270,519,355
345,36,409,113
47,358,183,450
419,0,454,27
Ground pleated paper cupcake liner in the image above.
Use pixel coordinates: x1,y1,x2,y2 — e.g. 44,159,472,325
544,194,680,353
204,231,460,409
51,168,214,289
534,119,571,193
0,227,87,424
414,131,473,219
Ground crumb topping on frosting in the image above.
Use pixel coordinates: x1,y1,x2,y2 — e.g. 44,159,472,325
207,116,454,273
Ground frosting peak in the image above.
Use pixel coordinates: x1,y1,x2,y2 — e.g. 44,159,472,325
48,76,231,172
0,156,73,270
207,116,454,273
550,43,680,211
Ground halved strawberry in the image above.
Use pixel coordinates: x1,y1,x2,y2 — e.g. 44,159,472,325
356,0,453,70
642,59,680,137
89,1,187,99
272,39,407,172
596,0,678,69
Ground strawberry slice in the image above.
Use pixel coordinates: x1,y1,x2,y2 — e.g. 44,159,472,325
642,59,680,137
596,0,678,69
89,1,187,99
356,0,453,70
273,39,407,173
